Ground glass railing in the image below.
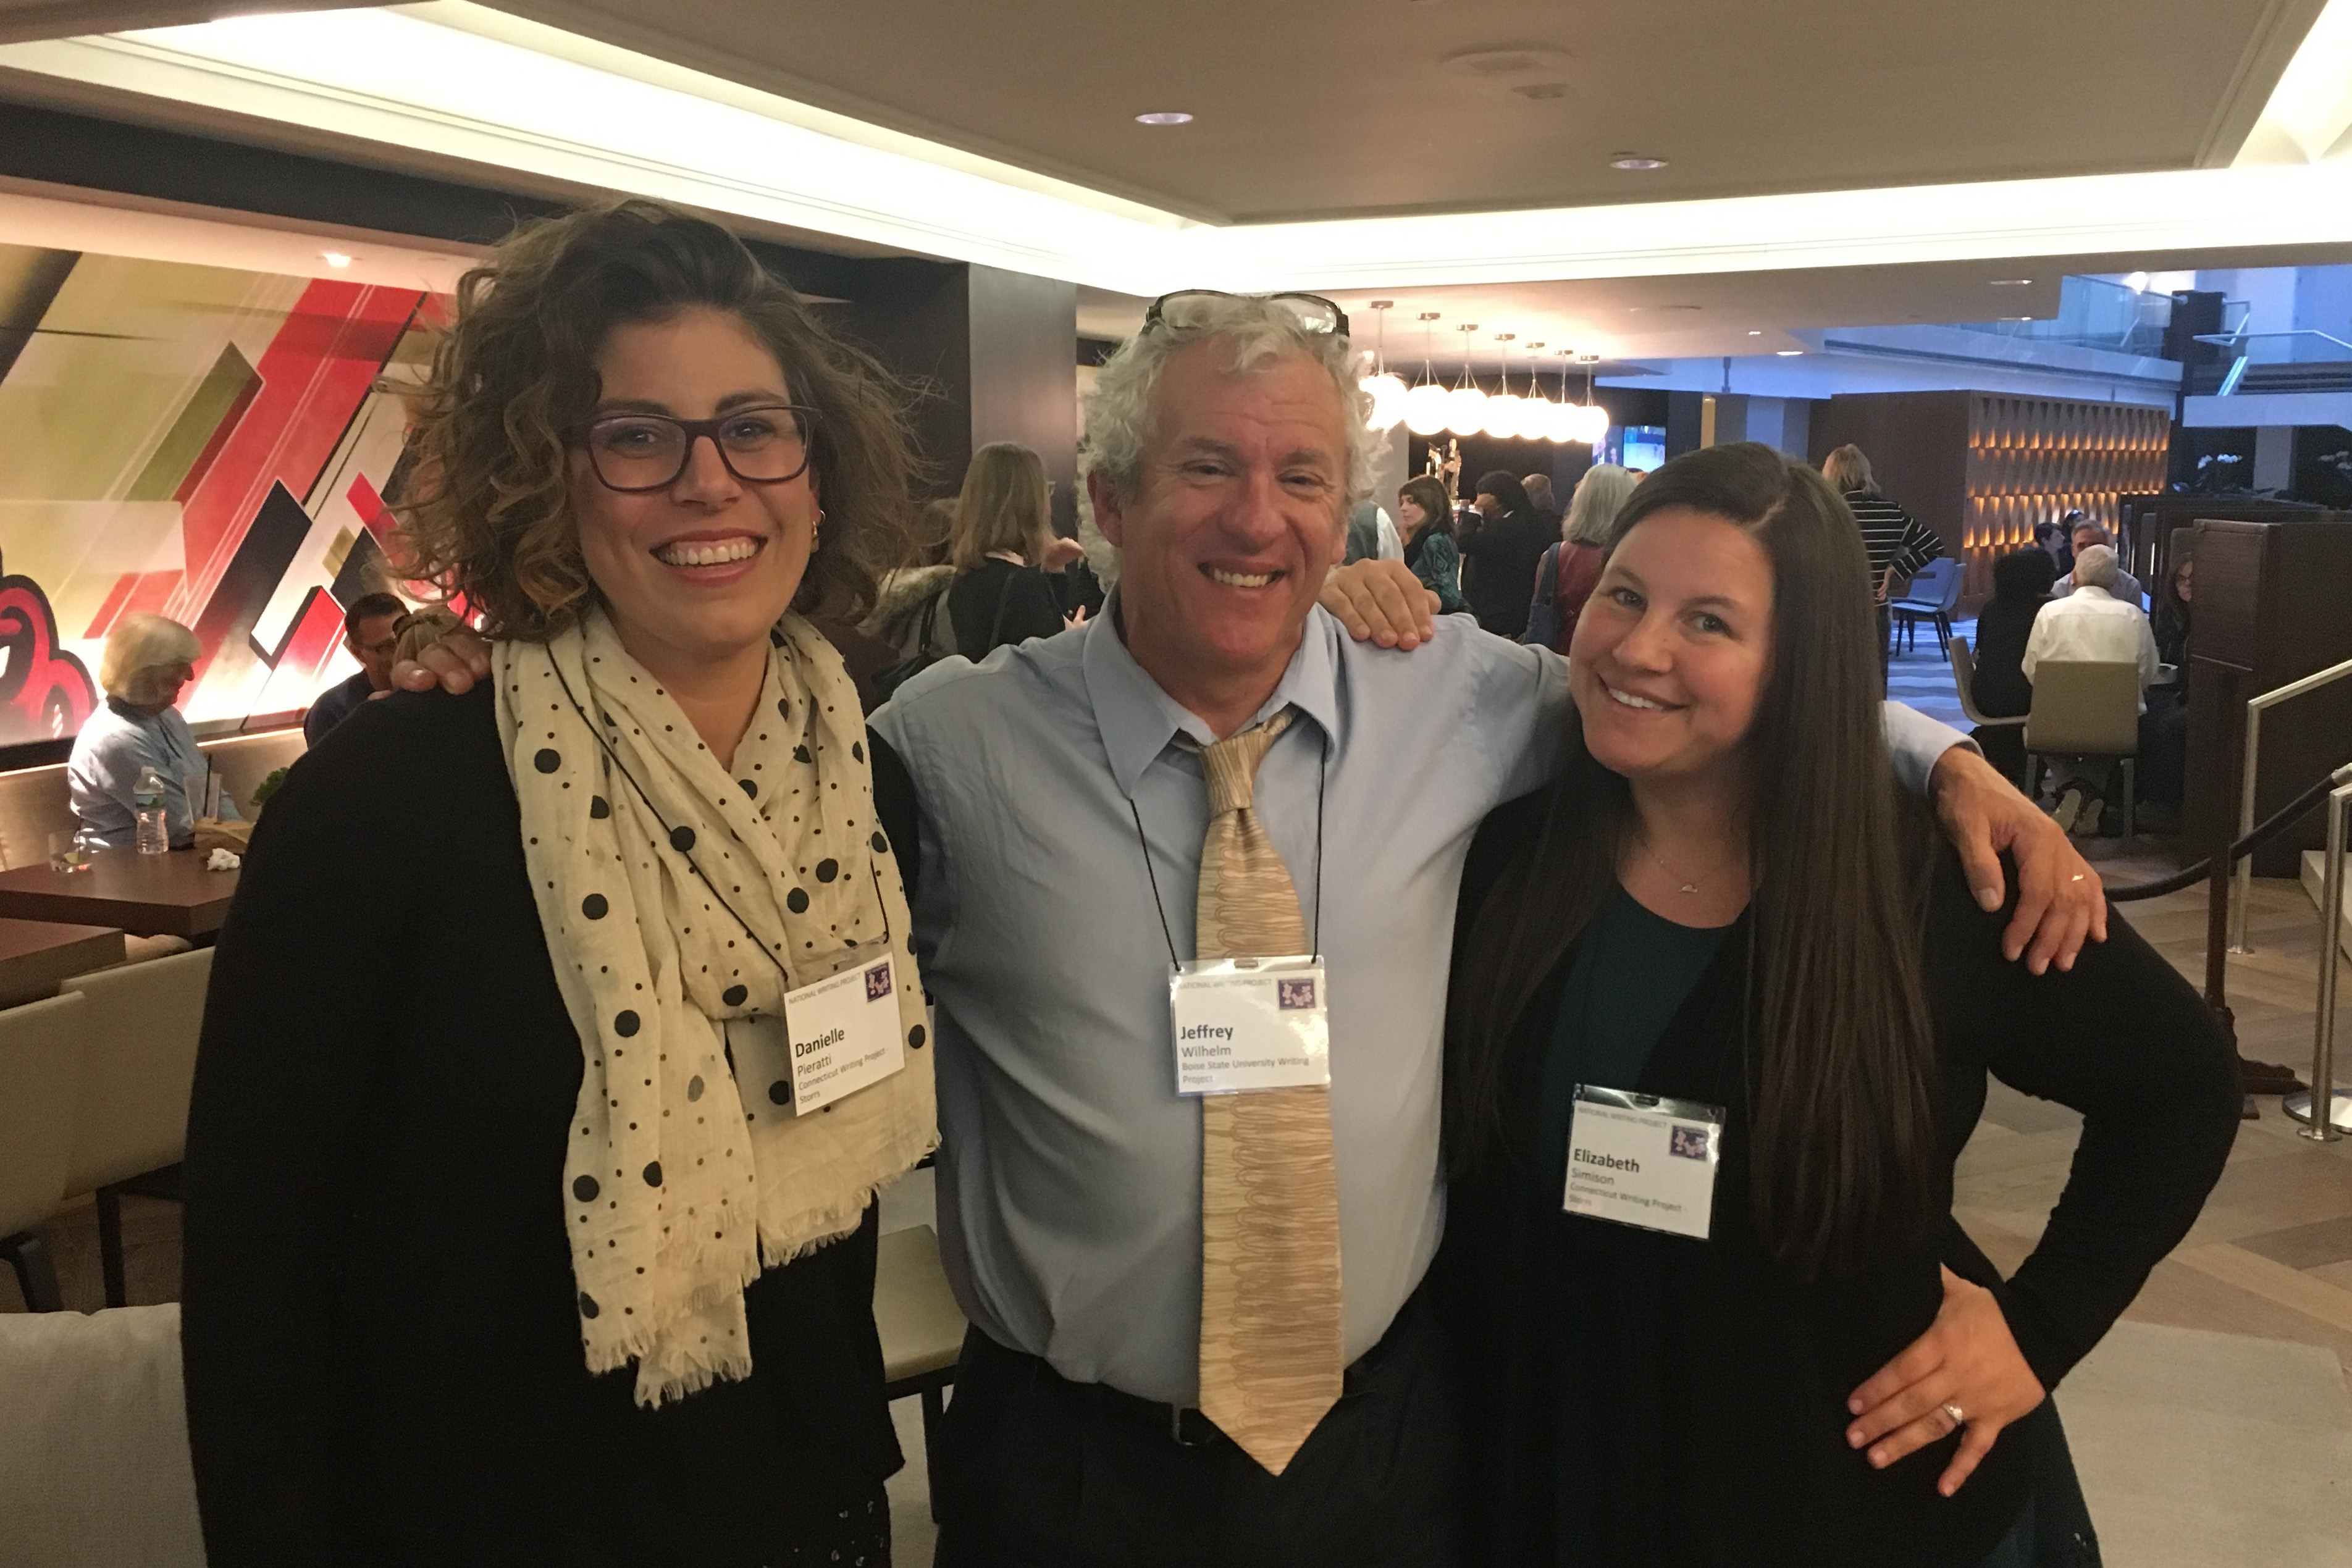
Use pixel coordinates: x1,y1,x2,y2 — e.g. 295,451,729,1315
1951,275,2177,354
2190,330,2352,395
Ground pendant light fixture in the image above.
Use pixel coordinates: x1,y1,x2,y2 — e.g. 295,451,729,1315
1445,323,1489,436
1361,300,1408,431
1486,333,1527,440
1403,311,1450,435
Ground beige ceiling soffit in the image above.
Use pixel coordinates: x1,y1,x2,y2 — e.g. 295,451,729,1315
0,60,910,261
393,0,1222,227
0,19,1191,283
2196,0,2333,166
2236,0,2352,163
0,173,476,287
0,0,377,48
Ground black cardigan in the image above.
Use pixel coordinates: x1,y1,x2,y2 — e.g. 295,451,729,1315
180,685,901,1567
1437,790,2238,1568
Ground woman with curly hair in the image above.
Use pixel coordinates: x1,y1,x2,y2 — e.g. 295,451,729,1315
181,199,934,1567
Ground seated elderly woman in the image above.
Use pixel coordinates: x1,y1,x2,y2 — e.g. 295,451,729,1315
66,613,239,850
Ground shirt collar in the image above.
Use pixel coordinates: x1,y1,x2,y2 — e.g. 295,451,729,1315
1081,588,1342,799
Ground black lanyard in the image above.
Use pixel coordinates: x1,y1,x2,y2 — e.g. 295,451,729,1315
1128,717,1327,972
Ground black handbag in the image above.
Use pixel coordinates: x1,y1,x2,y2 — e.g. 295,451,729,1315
870,569,1017,702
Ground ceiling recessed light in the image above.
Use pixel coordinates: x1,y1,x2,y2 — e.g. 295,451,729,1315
1610,154,1667,170
1747,330,1763,336
1134,111,1193,126
1989,278,2031,286
1775,349,1804,356
321,250,353,268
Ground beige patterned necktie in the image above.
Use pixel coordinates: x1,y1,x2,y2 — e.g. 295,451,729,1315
1190,710,1344,1475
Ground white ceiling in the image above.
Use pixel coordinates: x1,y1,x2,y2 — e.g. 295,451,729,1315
2,0,2352,348
484,0,2321,225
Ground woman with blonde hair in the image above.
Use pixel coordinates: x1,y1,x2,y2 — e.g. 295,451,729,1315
945,440,1080,658
67,613,237,849
182,199,934,1567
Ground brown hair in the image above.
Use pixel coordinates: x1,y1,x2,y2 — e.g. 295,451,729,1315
1446,442,1939,1278
1396,475,1455,535
949,442,1052,571
393,198,918,639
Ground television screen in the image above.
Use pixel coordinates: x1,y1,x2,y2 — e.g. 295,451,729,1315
1619,425,1668,473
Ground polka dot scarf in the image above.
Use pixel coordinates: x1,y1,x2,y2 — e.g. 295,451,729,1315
495,605,935,1407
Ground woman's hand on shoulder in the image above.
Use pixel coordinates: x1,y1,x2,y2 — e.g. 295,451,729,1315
391,625,492,695
1844,1265,2046,1497
1320,560,1438,649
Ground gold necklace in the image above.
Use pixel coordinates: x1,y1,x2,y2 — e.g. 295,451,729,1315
1636,834,1737,897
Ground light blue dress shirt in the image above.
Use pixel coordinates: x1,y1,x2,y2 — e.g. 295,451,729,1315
872,604,1967,1405
67,698,238,850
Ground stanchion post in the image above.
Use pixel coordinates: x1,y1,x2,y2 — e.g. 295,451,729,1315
2295,784,2350,1144
2205,825,2237,1058
2231,686,2258,954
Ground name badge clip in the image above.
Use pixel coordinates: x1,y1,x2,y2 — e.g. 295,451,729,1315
1563,1083,1726,1241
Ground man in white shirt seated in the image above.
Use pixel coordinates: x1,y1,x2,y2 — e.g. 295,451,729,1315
2051,519,2144,608
2023,543,2161,834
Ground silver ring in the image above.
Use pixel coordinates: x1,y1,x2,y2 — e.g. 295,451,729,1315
1941,1401,1967,1428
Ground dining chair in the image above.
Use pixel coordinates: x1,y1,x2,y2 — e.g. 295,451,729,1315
875,1223,968,1520
0,992,87,1314
1948,636,2030,785
1891,558,1964,658
2024,660,2142,839
61,948,212,1309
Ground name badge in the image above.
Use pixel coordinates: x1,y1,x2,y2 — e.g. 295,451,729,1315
1169,956,1330,1096
783,955,906,1115
1563,1084,1725,1241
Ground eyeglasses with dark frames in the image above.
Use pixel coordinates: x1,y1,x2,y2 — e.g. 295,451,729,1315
1141,290,1350,340
572,404,820,493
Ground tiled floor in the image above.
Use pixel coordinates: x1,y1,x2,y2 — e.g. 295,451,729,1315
1886,612,1975,732
1955,866,2352,1387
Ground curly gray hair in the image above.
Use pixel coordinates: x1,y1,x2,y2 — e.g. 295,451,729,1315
1081,293,1379,516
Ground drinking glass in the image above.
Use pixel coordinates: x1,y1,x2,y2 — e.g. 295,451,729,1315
48,830,91,873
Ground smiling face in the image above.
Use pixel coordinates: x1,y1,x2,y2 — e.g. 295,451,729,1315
568,307,816,679
1568,506,1776,788
1090,339,1349,721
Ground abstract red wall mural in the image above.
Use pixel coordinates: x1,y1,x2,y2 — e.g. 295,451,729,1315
0,242,440,747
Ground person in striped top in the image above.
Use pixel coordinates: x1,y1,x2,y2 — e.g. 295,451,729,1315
1824,444,1946,672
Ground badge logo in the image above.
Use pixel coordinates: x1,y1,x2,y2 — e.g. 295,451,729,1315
1669,1125,1710,1160
1277,977,1318,1010
864,960,892,1002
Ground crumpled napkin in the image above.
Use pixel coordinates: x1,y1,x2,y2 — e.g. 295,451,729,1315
206,848,242,871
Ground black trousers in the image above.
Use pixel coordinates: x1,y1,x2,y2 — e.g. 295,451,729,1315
932,1293,1463,1568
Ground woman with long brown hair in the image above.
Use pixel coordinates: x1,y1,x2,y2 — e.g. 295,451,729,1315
182,200,933,1566
1436,443,2236,1566
944,440,1083,657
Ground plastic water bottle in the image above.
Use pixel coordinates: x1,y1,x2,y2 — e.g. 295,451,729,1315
133,765,169,855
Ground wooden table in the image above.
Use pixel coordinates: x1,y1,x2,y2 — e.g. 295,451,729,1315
0,850,240,938
0,917,126,1008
